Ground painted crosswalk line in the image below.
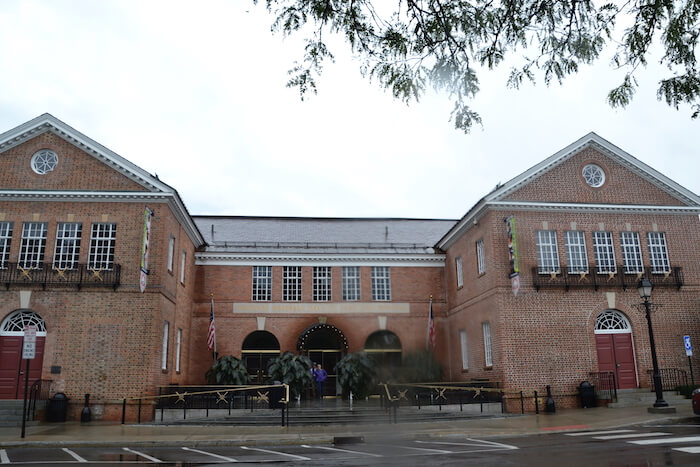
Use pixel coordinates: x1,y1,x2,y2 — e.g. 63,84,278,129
629,436,700,446
123,447,162,463
241,446,311,460
593,432,671,440
301,444,383,457
182,446,238,462
62,448,88,463
673,446,700,454
565,429,634,436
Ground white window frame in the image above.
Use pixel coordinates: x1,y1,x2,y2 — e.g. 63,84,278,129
592,231,616,274
0,222,13,269
53,222,82,270
342,266,360,301
460,330,469,370
313,266,332,301
88,223,117,270
252,266,272,301
565,230,588,273
167,236,175,273
455,257,464,288
19,222,48,269
647,232,670,273
180,251,186,284
482,322,493,367
175,328,182,373
371,266,391,301
283,266,302,301
161,321,169,371
536,230,560,274
620,232,644,274
476,239,486,275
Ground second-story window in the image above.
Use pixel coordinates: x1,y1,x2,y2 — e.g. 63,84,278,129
89,223,117,270
283,266,302,301
342,266,360,301
0,222,12,269
19,222,48,269
647,232,670,273
620,231,643,274
536,230,559,274
455,257,464,288
565,230,588,273
313,266,331,301
371,266,391,301
252,266,272,301
54,222,82,269
592,231,616,274
476,239,486,275
167,236,175,273
180,251,186,284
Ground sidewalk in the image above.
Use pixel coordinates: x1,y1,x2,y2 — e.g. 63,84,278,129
0,403,695,448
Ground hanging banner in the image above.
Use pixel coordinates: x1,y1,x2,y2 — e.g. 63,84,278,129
505,215,520,296
139,207,153,293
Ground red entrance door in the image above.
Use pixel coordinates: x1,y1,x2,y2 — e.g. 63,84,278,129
595,333,637,389
0,336,45,399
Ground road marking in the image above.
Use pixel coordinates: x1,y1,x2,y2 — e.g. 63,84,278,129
123,447,162,463
62,448,88,462
566,429,635,436
387,444,452,454
541,424,591,431
629,436,700,446
241,446,310,460
673,446,700,454
465,438,520,450
301,444,383,457
594,432,671,440
0,450,8,464
182,447,238,462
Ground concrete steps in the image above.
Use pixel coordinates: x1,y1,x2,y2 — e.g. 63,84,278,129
0,400,41,427
607,389,690,408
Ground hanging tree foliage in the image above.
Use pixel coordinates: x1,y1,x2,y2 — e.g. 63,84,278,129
254,0,700,132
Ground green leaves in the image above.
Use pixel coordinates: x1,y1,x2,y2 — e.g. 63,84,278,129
205,355,251,385
335,351,377,399
257,0,700,129
266,351,313,398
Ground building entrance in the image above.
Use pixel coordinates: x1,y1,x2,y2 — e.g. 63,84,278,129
594,310,638,389
0,310,46,399
297,323,348,397
241,331,280,384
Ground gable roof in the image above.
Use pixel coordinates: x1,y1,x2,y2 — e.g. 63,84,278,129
0,113,204,246
437,132,700,250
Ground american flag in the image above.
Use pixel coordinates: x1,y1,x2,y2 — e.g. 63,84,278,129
207,297,217,353
427,297,435,350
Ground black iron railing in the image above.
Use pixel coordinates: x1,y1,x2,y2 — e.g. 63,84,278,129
27,379,52,421
588,371,617,402
0,263,121,290
379,381,504,417
646,368,688,391
532,266,682,292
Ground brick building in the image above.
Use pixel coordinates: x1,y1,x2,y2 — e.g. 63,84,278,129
0,114,698,419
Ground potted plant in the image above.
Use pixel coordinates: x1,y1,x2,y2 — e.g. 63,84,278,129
266,351,313,399
205,355,251,385
335,351,377,399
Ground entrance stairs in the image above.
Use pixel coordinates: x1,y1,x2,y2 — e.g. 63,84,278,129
606,389,689,408
0,400,39,427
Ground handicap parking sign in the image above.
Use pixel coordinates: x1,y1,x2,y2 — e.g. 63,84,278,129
684,335,692,356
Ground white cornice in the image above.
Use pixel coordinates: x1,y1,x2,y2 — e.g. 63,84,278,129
195,252,446,267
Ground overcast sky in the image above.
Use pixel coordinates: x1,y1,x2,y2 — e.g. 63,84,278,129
1,1,698,220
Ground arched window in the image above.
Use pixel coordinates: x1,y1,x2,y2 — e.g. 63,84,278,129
364,330,402,371
1,310,47,336
594,310,631,334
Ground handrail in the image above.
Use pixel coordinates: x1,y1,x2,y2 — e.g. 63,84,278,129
26,379,52,421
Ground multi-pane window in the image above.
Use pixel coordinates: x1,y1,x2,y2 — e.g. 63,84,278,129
252,266,272,301
342,266,360,301
620,232,644,274
313,266,331,301
161,321,169,371
455,257,464,288
592,231,616,274
19,222,48,269
0,222,12,269
647,232,670,273
565,230,588,273
371,266,391,301
283,266,302,301
167,236,175,272
460,330,469,370
476,239,486,274
482,322,493,367
536,230,560,273
53,223,82,269
88,223,117,270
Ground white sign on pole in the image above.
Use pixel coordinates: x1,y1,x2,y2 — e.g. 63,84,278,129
684,335,693,357
22,326,36,360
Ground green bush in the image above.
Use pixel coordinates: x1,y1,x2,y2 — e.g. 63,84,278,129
205,355,251,385
267,351,313,398
396,350,443,383
335,352,377,399
677,384,700,398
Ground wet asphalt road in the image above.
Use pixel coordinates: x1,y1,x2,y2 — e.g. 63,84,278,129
1,419,698,466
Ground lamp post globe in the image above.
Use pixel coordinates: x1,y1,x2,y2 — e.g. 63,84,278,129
637,277,668,408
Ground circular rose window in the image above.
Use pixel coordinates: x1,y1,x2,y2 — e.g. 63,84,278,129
582,164,605,187
31,149,58,174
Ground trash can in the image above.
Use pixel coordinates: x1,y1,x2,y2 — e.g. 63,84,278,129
47,392,69,422
578,381,596,408
268,386,285,409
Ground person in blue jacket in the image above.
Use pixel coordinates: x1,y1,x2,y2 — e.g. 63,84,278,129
313,363,327,399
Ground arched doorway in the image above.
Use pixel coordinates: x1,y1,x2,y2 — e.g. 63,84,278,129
0,310,46,399
297,324,348,396
594,310,638,389
241,331,280,384
364,330,402,381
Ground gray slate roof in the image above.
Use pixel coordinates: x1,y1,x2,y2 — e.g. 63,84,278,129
193,216,457,254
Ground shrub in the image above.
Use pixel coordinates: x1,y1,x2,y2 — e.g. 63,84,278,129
205,355,251,385
335,352,377,399
267,351,313,398
396,350,443,383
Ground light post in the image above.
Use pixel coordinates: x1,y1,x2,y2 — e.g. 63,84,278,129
637,277,668,408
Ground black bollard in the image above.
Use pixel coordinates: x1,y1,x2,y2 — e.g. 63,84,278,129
545,385,556,413
81,394,92,423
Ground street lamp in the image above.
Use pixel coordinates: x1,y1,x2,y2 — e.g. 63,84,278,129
637,277,668,408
